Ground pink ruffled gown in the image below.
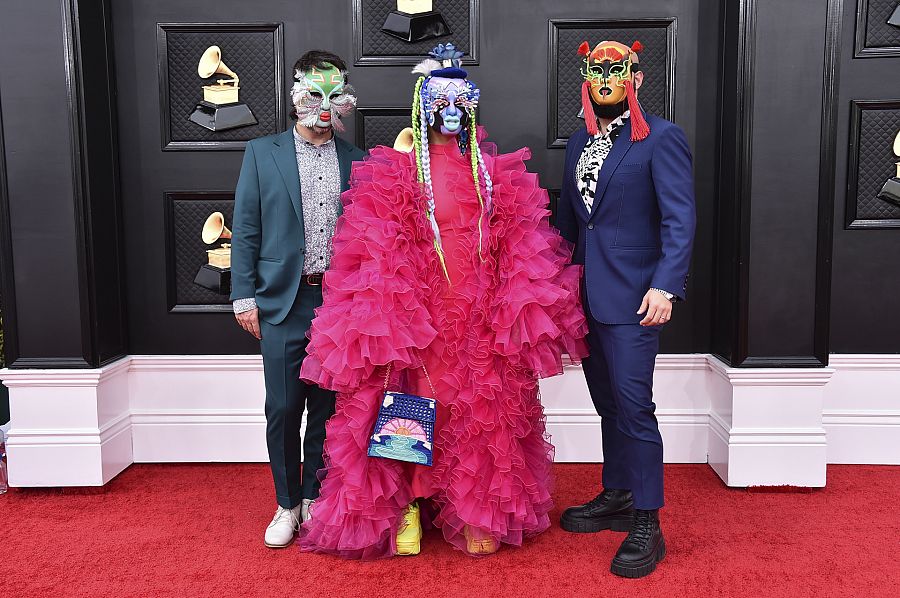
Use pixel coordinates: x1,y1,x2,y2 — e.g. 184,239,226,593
298,129,588,558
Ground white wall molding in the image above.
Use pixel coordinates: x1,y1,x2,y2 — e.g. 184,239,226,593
1,358,132,486
2,353,897,487
822,410,900,425
539,355,712,463
823,355,900,464
128,355,264,372
706,356,833,487
826,354,900,369
130,408,269,462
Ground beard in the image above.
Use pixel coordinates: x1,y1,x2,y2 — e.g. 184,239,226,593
592,99,627,119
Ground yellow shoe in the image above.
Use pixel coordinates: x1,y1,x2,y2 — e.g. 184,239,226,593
464,525,499,555
395,502,422,556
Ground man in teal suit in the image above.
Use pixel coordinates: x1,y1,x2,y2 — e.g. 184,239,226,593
230,50,365,548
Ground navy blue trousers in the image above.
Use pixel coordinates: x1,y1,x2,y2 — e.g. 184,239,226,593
582,313,665,510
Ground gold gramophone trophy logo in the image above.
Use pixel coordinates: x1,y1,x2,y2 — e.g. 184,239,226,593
876,130,900,208
193,211,233,294
382,0,451,43
189,45,258,132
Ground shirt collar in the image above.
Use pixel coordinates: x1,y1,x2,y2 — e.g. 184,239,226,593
596,109,631,138
293,126,335,149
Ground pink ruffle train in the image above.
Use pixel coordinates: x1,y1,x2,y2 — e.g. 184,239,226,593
298,129,588,558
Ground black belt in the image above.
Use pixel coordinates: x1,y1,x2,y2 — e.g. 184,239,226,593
302,273,324,286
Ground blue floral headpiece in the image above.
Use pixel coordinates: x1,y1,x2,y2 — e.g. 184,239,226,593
429,43,467,79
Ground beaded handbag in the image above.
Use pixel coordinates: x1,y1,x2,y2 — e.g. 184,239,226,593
367,361,437,467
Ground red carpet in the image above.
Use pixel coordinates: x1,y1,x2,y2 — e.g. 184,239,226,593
3,463,899,597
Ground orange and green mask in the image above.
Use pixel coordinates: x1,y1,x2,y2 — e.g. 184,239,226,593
577,40,650,141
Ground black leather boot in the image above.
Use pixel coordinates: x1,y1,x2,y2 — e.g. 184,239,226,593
610,509,666,578
560,489,634,533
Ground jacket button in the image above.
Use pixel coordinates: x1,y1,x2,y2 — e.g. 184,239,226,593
587,223,594,230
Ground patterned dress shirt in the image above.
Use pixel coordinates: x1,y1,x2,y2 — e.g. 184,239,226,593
232,128,342,314
575,110,630,214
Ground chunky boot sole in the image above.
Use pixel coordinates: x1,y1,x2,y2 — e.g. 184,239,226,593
610,537,666,578
395,541,421,556
560,511,634,533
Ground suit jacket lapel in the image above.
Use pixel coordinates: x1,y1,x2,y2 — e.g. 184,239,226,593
590,120,634,222
271,129,304,227
569,131,592,221
335,138,353,217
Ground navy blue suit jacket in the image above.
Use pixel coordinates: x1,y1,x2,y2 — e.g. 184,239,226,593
556,114,696,325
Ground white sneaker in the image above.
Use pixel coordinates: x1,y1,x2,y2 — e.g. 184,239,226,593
264,505,302,548
301,498,316,523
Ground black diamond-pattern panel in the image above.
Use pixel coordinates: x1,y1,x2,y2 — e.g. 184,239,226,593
359,111,413,149
555,25,670,141
864,0,900,48
359,0,473,59
855,107,900,220
170,196,236,306
164,29,279,143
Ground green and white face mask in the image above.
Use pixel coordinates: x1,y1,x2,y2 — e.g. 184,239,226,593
291,63,357,131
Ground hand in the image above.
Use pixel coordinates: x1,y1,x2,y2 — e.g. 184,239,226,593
235,307,262,340
637,290,672,327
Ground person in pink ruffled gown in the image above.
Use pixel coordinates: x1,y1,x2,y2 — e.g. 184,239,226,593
298,44,588,558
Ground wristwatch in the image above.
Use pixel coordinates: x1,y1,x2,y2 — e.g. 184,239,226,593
650,288,675,301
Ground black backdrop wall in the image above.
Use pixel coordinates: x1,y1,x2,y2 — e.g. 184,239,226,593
0,0,897,369
111,0,718,356
828,0,900,353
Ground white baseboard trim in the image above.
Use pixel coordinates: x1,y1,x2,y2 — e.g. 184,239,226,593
130,409,268,462
823,355,900,465
2,360,132,486
2,353,898,487
706,357,832,487
822,411,900,465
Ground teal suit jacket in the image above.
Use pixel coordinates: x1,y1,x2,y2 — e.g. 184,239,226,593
230,128,366,325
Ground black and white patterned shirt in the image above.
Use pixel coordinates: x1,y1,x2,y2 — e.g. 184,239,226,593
575,110,630,213
232,128,342,314
293,127,342,275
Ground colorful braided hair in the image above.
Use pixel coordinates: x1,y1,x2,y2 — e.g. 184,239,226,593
410,44,493,284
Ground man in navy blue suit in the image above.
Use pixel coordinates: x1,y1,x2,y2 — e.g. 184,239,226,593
555,40,696,578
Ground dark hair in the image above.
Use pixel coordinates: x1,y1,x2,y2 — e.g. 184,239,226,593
292,50,348,80
290,50,349,120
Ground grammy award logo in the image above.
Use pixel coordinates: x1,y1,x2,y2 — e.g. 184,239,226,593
201,211,232,268
382,0,451,43
189,45,258,132
877,130,900,208
193,211,233,294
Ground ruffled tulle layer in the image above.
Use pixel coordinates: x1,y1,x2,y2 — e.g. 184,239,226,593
299,129,588,559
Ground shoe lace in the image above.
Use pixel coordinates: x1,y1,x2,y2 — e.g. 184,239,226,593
397,503,417,534
268,506,299,529
625,510,654,548
585,489,614,509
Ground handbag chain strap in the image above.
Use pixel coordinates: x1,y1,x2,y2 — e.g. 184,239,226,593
382,357,438,400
